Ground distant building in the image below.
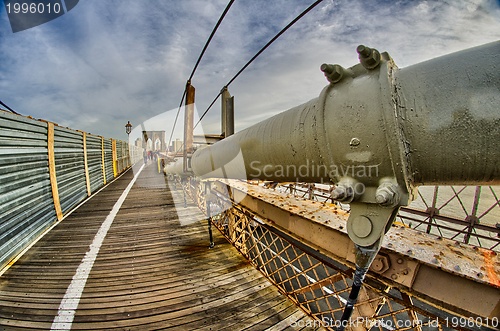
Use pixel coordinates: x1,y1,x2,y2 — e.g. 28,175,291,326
142,130,166,153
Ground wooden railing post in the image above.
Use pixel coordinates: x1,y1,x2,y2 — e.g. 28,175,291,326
47,122,63,221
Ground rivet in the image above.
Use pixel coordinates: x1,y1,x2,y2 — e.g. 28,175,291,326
352,215,373,239
349,138,361,147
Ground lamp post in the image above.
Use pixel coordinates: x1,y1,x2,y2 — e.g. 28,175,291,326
125,121,132,135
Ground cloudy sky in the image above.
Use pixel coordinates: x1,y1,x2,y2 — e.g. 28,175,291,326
1,0,499,143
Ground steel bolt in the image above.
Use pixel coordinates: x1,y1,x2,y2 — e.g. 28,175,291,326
369,255,390,273
371,259,385,272
357,45,381,70
331,184,354,202
375,183,400,207
320,63,334,74
357,45,371,57
321,63,345,83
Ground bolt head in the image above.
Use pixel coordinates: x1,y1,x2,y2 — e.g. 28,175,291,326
320,63,333,74
369,255,390,273
357,45,371,57
357,45,381,69
331,184,354,202
375,184,400,207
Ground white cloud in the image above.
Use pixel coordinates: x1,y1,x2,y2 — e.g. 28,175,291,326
0,0,498,140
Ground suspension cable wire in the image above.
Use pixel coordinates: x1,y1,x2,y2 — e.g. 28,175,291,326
194,0,325,129
166,88,187,155
0,99,20,115
166,0,236,152
188,0,235,82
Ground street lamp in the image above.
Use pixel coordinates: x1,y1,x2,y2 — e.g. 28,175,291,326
125,121,132,135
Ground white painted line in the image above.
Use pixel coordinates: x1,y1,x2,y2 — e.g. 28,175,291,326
51,164,145,331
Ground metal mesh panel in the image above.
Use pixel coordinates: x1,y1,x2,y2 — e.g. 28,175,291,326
178,178,497,331
397,186,500,251
273,183,500,252
211,203,496,330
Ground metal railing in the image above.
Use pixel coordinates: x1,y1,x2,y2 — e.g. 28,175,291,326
271,183,500,252
177,177,498,331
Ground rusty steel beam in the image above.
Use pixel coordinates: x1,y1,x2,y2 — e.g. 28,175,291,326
214,179,500,319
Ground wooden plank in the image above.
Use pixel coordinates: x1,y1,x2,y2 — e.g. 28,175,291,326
0,164,323,330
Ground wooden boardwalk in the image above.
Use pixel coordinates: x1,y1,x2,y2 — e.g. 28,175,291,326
0,163,324,330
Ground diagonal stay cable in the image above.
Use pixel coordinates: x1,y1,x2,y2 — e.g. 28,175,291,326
167,0,236,151
0,99,20,115
194,0,325,129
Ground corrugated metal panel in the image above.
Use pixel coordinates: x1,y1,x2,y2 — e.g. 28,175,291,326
86,134,104,193
116,140,127,173
125,142,131,168
0,110,132,271
0,111,56,269
53,126,87,214
104,138,114,181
